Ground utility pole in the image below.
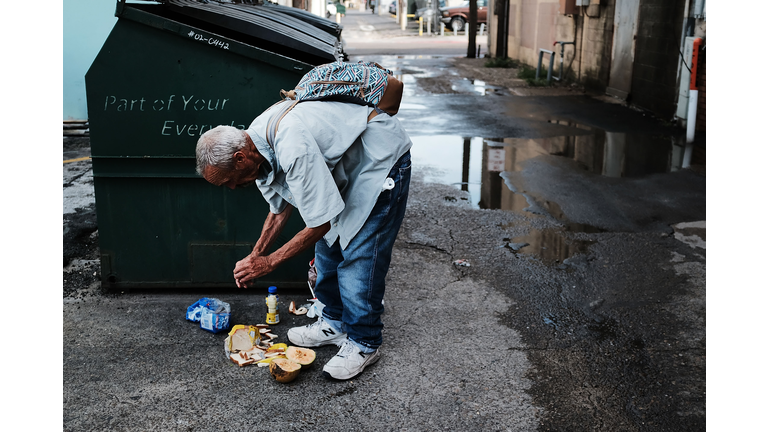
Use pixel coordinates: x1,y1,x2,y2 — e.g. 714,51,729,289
467,0,477,58
495,0,509,58
401,0,407,30
432,0,440,34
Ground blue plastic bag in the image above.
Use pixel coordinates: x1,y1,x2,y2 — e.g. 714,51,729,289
186,298,231,333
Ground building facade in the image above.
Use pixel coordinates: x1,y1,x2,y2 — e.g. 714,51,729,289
487,0,706,129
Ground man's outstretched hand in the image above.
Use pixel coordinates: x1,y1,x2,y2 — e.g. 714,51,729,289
233,254,275,288
232,219,330,288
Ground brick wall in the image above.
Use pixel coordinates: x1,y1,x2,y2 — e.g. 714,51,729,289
578,0,615,91
493,0,700,125
508,0,615,91
630,0,687,118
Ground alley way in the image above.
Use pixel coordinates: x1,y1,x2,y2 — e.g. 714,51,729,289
63,7,705,432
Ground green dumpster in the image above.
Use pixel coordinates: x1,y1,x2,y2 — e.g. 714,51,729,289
85,0,343,290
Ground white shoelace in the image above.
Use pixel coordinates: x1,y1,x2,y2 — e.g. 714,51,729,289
336,340,358,358
310,317,326,330
309,316,334,332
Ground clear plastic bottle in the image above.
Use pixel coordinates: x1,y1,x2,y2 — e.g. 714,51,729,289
265,286,280,324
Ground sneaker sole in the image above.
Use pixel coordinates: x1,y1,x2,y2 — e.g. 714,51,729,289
322,351,381,381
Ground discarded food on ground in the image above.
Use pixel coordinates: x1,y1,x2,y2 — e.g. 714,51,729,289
230,352,256,367
225,325,260,353
224,324,278,359
270,358,302,383
266,343,288,353
289,301,309,316
286,346,316,369
222,328,315,382
257,354,288,366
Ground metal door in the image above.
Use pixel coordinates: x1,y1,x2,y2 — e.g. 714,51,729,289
606,0,640,99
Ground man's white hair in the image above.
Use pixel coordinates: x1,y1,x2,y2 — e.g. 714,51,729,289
195,125,248,175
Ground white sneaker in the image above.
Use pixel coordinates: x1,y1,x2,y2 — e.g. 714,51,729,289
322,339,381,380
287,316,347,347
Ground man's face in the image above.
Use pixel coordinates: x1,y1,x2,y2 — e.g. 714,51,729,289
203,165,258,190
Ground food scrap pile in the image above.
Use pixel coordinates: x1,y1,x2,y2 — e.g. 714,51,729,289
224,323,316,383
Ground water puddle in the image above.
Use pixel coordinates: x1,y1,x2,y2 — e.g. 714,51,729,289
497,216,602,266
399,74,419,98
399,102,428,110
390,65,447,97
503,227,597,266
410,123,686,265
539,119,684,177
409,135,484,207
393,55,448,60
450,78,507,96
410,126,687,210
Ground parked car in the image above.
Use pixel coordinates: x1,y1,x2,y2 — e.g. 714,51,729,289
389,0,397,15
326,0,337,18
440,0,487,32
415,0,445,21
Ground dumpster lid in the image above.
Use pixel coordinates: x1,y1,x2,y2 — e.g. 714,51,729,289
121,0,343,65
262,2,342,38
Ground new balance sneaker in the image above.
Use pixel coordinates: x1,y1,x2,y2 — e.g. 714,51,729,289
287,316,347,347
322,339,381,380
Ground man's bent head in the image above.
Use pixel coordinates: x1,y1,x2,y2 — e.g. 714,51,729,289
196,125,248,175
196,125,265,189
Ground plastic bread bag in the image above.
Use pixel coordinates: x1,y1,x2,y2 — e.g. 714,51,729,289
186,298,231,333
223,324,261,358
186,298,208,322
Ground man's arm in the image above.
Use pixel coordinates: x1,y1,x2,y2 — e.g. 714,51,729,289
252,205,294,257
233,209,330,288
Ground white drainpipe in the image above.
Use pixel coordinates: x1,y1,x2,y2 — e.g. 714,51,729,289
683,37,703,168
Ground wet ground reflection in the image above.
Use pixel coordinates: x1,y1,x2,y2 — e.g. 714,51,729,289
410,124,686,210
504,228,596,266
410,123,686,265
409,135,483,207
450,78,509,95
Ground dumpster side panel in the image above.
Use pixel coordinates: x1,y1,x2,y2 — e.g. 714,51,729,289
86,18,314,289
94,178,311,288
86,19,300,158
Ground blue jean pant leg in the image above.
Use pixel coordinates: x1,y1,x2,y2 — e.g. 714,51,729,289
314,151,412,351
313,238,344,332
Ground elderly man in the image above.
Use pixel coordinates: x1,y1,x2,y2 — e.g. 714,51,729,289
195,99,412,380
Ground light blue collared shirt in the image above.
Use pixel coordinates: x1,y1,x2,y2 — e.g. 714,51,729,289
246,100,412,249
